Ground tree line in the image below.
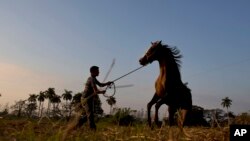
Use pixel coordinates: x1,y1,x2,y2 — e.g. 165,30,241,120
0,87,116,120
1,90,247,127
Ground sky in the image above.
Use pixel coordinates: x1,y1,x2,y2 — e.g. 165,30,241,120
0,0,250,116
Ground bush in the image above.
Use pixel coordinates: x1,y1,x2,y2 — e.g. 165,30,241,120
0,109,8,116
232,113,250,125
112,108,136,126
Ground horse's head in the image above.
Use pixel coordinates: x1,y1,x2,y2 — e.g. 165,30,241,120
139,40,164,66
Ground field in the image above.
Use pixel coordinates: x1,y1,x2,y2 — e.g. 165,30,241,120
0,117,234,141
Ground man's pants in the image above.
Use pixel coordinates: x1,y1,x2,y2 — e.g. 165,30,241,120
81,97,96,129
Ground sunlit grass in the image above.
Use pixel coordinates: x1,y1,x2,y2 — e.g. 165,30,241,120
0,114,249,141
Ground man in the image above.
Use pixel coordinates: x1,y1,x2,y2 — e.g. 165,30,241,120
81,66,112,130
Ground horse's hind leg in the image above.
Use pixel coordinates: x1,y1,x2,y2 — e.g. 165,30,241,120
177,109,188,128
147,93,160,128
168,106,177,126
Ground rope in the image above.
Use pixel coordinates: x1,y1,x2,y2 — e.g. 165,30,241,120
103,65,144,97
112,66,144,82
103,82,116,98
82,65,144,100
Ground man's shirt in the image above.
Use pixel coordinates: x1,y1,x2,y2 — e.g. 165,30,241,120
83,76,104,98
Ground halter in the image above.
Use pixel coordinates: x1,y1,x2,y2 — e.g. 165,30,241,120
143,41,162,64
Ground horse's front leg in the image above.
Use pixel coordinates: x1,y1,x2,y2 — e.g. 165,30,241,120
147,94,160,128
154,98,165,127
147,104,152,127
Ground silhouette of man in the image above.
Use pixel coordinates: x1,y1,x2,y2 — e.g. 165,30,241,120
81,66,112,130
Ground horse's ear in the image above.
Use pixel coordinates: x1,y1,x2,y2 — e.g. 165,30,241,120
151,42,153,45
159,40,162,44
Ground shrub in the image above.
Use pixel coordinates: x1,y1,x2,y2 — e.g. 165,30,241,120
232,112,250,125
112,107,136,126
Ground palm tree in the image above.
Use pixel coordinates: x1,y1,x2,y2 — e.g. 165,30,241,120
45,88,56,116
51,94,61,117
72,92,82,104
62,89,73,118
71,92,82,113
37,91,45,117
28,94,37,103
106,96,116,114
221,97,232,125
62,89,73,109
27,94,38,117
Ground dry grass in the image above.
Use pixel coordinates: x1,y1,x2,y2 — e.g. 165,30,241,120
0,114,249,141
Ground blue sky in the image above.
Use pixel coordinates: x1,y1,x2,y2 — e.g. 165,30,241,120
0,0,250,116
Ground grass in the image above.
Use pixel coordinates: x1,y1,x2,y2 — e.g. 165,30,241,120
0,114,249,141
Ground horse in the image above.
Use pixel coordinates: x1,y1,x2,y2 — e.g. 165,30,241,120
139,41,192,128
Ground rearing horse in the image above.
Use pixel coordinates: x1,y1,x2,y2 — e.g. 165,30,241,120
139,41,192,128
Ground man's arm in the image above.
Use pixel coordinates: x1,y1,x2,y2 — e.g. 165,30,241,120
95,78,112,87
91,78,106,94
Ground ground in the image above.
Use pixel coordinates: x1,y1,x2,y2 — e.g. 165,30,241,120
0,117,232,141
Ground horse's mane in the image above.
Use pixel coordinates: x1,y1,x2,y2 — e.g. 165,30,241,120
162,44,182,67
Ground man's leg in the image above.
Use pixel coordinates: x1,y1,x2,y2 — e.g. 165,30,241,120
85,99,96,130
89,110,96,130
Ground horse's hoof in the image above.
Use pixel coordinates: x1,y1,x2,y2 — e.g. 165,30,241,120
157,123,162,128
148,124,154,130
155,121,162,128
150,126,154,130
